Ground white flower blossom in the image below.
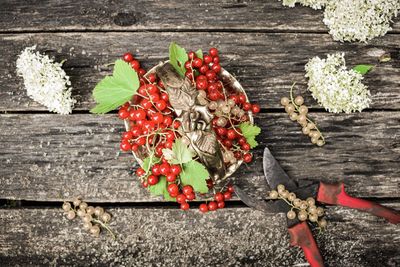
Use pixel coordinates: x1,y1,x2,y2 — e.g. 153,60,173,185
305,53,371,113
279,0,400,42
16,46,76,114
323,0,400,42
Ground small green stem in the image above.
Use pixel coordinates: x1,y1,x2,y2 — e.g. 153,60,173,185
92,218,116,240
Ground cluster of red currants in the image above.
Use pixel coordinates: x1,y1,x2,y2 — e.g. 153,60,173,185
117,48,258,211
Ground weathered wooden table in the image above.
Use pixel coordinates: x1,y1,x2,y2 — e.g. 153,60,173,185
0,1,399,266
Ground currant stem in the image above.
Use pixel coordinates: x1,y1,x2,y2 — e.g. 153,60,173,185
92,218,116,240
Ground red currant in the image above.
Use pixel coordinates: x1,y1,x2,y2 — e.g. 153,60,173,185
176,194,187,204
131,144,139,152
199,203,208,213
217,201,225,209
238,94,247,103
184,61,192,70
243,102,252,111
222,139,233,149
167,183,179,195
147,73,156,83
122,131,133,140
147,175,159,185
186,192,195,200
136,137,146,146
209,48,218,57
136,167,145,177
251,104,260,113
142,181,148,188
173,120,181,129
205,70,217,81
170,165,182,175
131,126,142,137
182,185,193,195
208,201,218,211
223,191,232,200
241,143,251,151
160,163,171,175
214,192,224,202
151,113,164,124
226,129,237,140
163,116,173,127
155,100,167,111
151,164,161,176
213,56,220,64
166,173,176,182
228,185,235,193
118,109,129,120
138,68,146,76
204,55,212,64
185,70,194,80
211,64,221,73
180,202,190,210
243,153,253,163
160,93,169,102
199,64,209,74
192,58,203,68
120,140,131,151
188,51,196,60
123,52,134,62
130,60,140,71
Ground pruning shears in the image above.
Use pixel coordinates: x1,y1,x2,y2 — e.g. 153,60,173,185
234,147,400,267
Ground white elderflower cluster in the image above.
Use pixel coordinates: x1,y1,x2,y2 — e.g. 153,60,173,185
280,0,326,9
280,0,400,42
16,46,76,114
323,0,400,42
305,53,371,113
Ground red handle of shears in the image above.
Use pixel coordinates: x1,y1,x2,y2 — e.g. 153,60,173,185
317,182,400,224
288,221,325,267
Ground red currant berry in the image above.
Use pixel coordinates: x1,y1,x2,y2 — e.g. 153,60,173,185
120,140,131,151
229,95,239,104
223,191,232,200
217,201,225,209
243,153,253,163
204,55,212,64
166,173,176,182
182,185,193,195
141,99,153,109
199,203,208,213
155,100,167,111
251,104,260,113
136,167,145,177
208,201,218,211
243,102,252,111
192,58,203,68
241,143,251,151
199,64,209,74
123,52,134,62
209,48,218,57
151,164,161,176
147,175,159,185
118,109,129,120
180,202,190,210
151,113,164,124
159,163,171,175
130,60,140,71
176,194,187,204
206,179,214,189
131,144,139,152
136,137,146,146
226,129,237,140
223,139,233,149
167,183,179,195
131,126,142,137
211,64,221,73
163,116,173,127
214,192,224,202
228,185,235,193
170,165,182,175
186,192,195,200
196,79,208,90
234,151,242,159
142,181,148,188
188,51,196,60
213,56,220,64
147,73,156,83
205,70,217,81
122,131,133,140
184,61,192,70
215,127,227,136
173,120,181,129
158,80,164,88
160,93,169,102
185,70,194,80
138,68,146,76
238,94,247,103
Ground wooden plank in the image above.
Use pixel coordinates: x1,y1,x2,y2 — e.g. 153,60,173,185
1,0,399,33
0,206,399,266
0,32,399,112
0,112,399,202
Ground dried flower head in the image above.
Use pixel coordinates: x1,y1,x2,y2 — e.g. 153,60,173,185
305,53,371,113
280,0,327,9
16,46,76,114
323,0,400,42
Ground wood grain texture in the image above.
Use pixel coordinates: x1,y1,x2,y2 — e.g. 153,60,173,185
1,32,400,112
2,0,399,33
1,206,399,267
0,112,398,202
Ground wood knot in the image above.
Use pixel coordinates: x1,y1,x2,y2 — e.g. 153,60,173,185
112,12,140,26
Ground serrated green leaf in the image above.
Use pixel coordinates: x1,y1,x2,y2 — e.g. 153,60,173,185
195,49,203,59
169,42,188,77
170,138,194,165
239,122,261,149
353,64,373,75
90,59,139,114
180,160,209,193
148,176,175,201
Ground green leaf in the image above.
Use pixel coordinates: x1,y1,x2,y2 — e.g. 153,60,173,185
239,122,261,149
141,155,160,174
180,160,209,194
169,138,195,165
148,176,175,201
90,59,139,114
195,49,203,59
169,42,188,77
353,64,373,75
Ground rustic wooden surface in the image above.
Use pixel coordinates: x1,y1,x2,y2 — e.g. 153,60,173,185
0,1,399,266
